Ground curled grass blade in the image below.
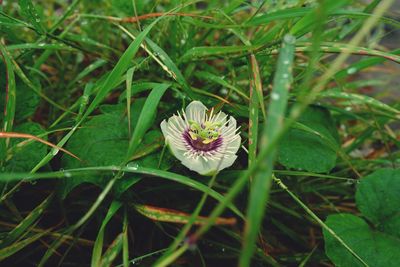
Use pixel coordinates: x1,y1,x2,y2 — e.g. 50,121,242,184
133,204,236,225
0,132,81,161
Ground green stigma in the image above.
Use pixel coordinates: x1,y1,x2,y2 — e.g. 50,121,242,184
188,120,221,144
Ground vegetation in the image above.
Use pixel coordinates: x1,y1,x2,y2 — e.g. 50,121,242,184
0,0,399,266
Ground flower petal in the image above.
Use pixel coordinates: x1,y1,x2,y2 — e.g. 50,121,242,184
185,101,207,123
180,156,218,176
216,155,238,172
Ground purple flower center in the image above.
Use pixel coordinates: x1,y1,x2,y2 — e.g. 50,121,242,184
183,129,223,152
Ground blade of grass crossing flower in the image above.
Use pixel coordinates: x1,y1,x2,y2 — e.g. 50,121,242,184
125,83,170,160
91,201,122,267
239,34,296,267
0,43,16,162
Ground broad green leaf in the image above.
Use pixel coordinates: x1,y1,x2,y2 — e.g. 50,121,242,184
356,168,400,238
324,214,400,267
277,106,339,173
324,168,400,267
4,122,47,172
61,100,150,196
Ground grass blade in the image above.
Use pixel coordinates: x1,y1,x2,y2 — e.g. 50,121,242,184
239,34,296,267
91,201,122,267
125,83,170,160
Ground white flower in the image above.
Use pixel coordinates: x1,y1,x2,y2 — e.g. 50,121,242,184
160,101,241,176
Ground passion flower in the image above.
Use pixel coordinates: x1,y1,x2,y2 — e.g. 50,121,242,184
160,101,241,175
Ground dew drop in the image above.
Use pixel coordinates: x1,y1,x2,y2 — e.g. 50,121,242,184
126,162,139,170
271,92,280,100
347,67,357,75
64,172,72,178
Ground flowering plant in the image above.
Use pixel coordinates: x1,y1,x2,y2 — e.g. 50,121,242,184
161,101,241,175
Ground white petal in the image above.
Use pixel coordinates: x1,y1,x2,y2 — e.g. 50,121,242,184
217,155,238,172
161,118,188,159
181,156,218,176
185,101,207,123
160,120,169,143
211,111,227,125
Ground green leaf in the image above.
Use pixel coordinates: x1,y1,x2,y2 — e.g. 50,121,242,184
4,122,47,172
61,94,166,197
126,83,170,159
324,168,400,267
61,102,143,196
356,168,400,238
324,214,400,267
0,71,40,122
277,106,339,173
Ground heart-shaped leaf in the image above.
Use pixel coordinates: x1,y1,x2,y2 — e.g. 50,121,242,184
324,168,400,267
278,106,339,173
